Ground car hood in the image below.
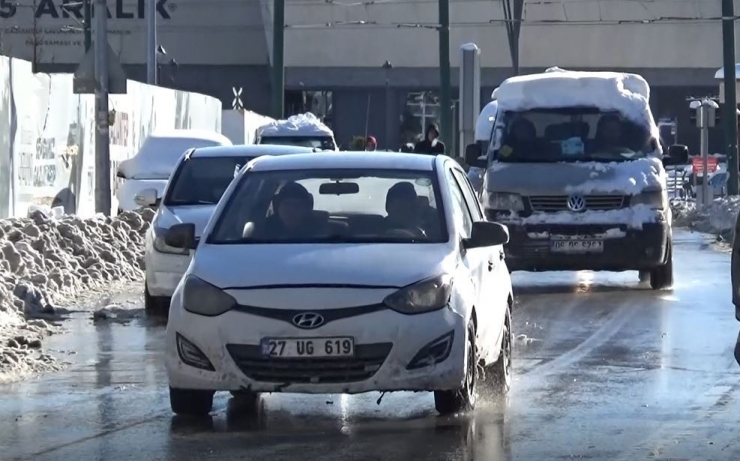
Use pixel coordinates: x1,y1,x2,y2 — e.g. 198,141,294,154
484,157,665,196
191,243,454,288
154,205,217,237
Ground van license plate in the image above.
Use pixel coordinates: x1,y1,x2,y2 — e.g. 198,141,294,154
261,337,355,358
550,239,604,253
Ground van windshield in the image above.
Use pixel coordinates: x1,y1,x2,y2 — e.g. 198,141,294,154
492,108,652,163
260,136,335,151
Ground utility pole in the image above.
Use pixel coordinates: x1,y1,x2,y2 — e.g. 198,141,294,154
146,0,157,84
383,60,393,150
272,0,285,119
438,0,452,151
83,0,91,51
722,0,738,195
94,0,111,215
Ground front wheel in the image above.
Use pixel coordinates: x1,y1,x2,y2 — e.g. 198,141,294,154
434,323,477,415
486,304,512,394
650,239,673,290
169,387,214,416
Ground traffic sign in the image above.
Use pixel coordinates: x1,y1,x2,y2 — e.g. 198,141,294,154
691,156,718,174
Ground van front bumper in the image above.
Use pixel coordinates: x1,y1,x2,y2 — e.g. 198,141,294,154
502,222,670,272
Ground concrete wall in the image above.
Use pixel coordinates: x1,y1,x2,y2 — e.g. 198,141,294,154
0,55,223,218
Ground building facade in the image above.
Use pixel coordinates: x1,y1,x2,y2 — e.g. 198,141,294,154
1,0,735,154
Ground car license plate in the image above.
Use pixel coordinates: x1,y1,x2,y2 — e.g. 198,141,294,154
260,337,355,358
550,239,604,253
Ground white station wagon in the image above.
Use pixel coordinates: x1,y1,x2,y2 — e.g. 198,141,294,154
163,152,514,416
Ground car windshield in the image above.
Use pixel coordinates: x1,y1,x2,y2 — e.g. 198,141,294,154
208,168,447,244
164,156,254,206
260,136,335,150
491,108,652,163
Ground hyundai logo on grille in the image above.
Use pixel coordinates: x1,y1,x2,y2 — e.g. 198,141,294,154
566,195,586,212
292,312,325,329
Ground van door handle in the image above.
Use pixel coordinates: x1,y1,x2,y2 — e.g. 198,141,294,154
488,260,494,271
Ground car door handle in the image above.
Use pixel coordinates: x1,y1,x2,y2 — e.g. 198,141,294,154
488,260,494,271
499,251,505,261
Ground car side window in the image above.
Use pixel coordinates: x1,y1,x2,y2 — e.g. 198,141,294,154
451,169,483,221
445,169,473,238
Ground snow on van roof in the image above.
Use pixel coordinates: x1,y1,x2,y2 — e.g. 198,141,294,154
257,113,334,138
493,71,656,133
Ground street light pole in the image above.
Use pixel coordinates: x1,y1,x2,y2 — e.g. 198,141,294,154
94,0,111,215
438,0,452,151
722,0,738,195
272,0,285,119
146,0,157,84
83,0,91,51
383,60,393,150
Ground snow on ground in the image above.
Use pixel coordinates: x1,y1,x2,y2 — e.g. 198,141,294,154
671,197,740,241
0,208,154,383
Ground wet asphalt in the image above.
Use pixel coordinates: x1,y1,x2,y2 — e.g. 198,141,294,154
1,229,739,461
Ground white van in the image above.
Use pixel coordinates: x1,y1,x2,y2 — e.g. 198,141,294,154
116,130,232,213
256,113,338,151
465,70,685,289
468,100,499,192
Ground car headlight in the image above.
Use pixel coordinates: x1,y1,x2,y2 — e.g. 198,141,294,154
183,275,237,316
481,191,525,212
631,189,666,210
383,274,453,314
152,226,190,255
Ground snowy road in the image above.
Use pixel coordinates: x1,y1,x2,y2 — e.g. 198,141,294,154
2,230,739,460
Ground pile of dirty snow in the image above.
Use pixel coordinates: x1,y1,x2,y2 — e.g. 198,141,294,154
257,113,333,137
671,197,740,241
0,208,154,382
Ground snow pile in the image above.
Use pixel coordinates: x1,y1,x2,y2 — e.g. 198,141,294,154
257,113,334,138
564,158,665,196
671,197,740,240
520,204,662,230
0,208,154,382
492,70,659,149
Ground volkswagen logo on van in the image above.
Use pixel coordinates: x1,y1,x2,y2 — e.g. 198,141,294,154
566,195,586,212
292,312,325,329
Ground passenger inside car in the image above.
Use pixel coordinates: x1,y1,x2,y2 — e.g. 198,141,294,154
384,182,425,235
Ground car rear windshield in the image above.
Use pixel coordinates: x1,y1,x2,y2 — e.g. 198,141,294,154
164,156,254,206
260,136,335,150
490,108,653,163
208,168,448,244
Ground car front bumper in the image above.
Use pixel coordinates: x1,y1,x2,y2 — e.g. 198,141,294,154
502,222,670,272
165,303,467,394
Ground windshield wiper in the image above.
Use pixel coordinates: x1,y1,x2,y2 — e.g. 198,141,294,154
167,199,218,206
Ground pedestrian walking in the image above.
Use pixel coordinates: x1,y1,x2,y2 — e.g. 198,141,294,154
414,123,445,155
365,136,377,151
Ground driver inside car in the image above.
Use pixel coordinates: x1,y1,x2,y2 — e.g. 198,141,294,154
384,182,426,236
258,182,320,239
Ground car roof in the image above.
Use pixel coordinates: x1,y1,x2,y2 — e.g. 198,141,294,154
191,144,314,158
248,151,439,172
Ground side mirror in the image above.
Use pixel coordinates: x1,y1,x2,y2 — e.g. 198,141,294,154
664,144,689,166
463,221,509,249
464,143,486,168
164,223,197,250
116,170,126,179
134,188,159,207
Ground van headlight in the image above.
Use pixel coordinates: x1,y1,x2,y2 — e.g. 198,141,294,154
481,191,525,212
152,226,190,255
183,275,237,316
631,189,666,210
383,274,453,314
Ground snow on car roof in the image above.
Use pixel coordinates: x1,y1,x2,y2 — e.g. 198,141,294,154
493,70,657,134
249,152,437,172
257,113,334,137
147,129,232,144
191,145,313,158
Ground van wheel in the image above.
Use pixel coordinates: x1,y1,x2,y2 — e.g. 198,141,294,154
434,323,477,415
650,239,673,290
169,387,214,416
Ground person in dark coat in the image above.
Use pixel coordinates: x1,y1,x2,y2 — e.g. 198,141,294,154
414,123,446,155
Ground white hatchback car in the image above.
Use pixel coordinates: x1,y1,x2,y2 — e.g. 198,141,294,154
142,145,313,311
163,152,513,416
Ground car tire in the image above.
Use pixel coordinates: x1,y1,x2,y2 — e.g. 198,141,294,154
650,239,673,290
434,322,477,415
144,284,170,313
487,303,512,394
169,387,214,416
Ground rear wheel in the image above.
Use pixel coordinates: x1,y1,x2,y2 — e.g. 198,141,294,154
434,323,477,415
169,387,214,416
650,239,673,290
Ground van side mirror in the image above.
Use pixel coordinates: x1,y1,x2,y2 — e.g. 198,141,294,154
134,188,159,207
463,221,509,249
164,223,197,250
664,144,689,166
465,144,486,168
